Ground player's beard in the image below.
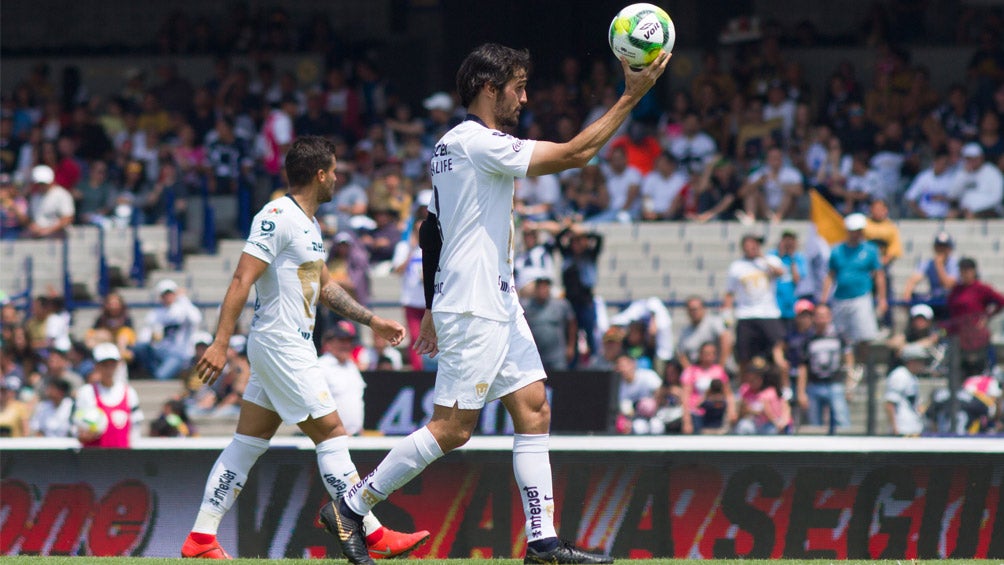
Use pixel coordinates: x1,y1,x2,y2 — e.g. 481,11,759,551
495,98,521,130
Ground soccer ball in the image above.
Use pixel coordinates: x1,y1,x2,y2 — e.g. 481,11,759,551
75,406,109,435
608,3,675,70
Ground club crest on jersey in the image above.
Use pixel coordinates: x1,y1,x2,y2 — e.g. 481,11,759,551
475,382,489,397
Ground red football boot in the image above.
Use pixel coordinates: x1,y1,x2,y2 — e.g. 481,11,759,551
366,526,431,559
182,533,233,559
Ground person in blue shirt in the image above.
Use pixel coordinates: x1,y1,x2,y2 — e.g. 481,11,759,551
901,231,959,320
772,229,808,329
821,213,887,371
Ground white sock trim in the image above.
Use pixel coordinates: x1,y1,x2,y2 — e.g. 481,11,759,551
513,433,549,453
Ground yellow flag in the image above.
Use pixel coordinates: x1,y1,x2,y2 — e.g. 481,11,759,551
809,189,847,246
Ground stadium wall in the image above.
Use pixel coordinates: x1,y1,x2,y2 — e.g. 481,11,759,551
2,437,1001,559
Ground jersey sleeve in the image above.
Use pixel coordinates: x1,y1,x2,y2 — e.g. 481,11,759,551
243,208,291,264
468,130,537,178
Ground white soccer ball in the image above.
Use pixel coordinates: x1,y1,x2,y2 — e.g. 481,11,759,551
608,3,676,70
75,406,109,435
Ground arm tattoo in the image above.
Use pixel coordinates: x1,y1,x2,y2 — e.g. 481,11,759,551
320,282,374,326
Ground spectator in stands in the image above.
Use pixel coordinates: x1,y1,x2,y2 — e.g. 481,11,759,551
258,96,298,189
736,362,792,434
949,142,1003,218
136,279,203,381
838,103,877,155
0,375,30,437
837,150,883,215
514,224,557,297
86,291,137,374
738,146,804,224
198,335,249,418
140,159,188,225
392,216,428,370
563,159,608,221
822,213,886,365
521,275,577,371
327,231,371,306
29,378,73,437
653,359,685,433
680,341,735,435
555,225,603,364
358,205,401,271
26,164,74,238
149,399,194,438
797,303,853,433
329,162,369,228
723,233,788,378
886,303,944,369
421,91,457,147
609,296,674,371
668,112,718,176
904,147,954,219
676,295,732,370
946,257,1004,376
864,198,903,326
772,230,807,328
41,346,84,392
590,327,625,371
687,155,741,222
358,332,403,371
614,353,664,435
609,121,661,175
205,116,252,194
73,159,114,225
25,295,70,350
0,173,30,239
927,84,979,142
902,231,959,319
53,136,82,191
596,145,642,222
515,173,561,222
640,151,688,221
785,299,817,398
884,344,927,436
316,323,368,435
74,342,143,448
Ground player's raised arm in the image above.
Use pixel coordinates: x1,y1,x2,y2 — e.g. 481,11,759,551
318,264,406,346
527,51,670,177
197,252,268,384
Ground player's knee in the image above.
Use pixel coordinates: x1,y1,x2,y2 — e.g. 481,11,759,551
438,426,473,452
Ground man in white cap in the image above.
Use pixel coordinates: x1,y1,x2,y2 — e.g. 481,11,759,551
135,279,203,380
821,213,886,365
74,342,144,448
949,142,1003,218
422,91,457,146
26,164,74,238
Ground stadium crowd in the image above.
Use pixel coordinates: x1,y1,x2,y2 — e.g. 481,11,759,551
2,5,1004,440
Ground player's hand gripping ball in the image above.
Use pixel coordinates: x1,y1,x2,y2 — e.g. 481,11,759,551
608,3,675,70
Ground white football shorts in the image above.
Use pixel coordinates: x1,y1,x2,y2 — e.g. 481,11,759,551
432,311,547,409
243,337,337,424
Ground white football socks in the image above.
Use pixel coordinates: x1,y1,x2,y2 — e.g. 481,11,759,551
192,433,269,535
513,434,557,542
315,436,382,535
346,426,444,516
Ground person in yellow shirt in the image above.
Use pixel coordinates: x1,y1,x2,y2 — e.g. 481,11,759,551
863,198,902,327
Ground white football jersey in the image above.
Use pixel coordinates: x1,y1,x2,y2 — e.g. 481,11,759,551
428,118,537,322
243,195,328,354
